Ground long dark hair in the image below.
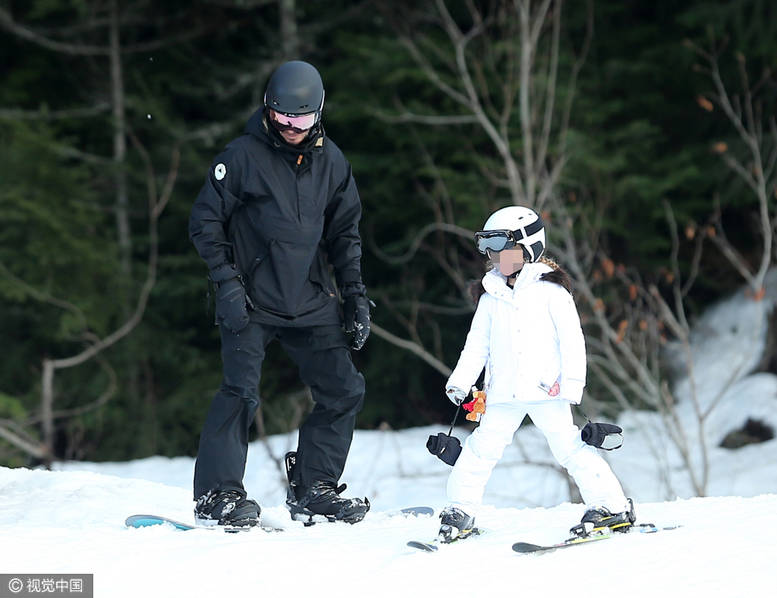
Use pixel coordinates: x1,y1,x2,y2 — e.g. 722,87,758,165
468,256,572,304
538,255,572,292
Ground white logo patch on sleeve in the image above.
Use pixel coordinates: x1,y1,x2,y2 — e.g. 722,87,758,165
214,163,227,181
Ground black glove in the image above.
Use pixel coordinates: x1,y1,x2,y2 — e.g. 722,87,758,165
343,294,371,351
426,432,462,466
581,422,623,450
211,265,249,334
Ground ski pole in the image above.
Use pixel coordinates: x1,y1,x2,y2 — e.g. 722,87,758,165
447,403,461,437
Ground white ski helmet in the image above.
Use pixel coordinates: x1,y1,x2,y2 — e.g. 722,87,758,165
474,206,546,262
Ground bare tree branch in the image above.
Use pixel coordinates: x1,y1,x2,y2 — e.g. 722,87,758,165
29,135,180,464
688,41,775,295
370,322,452,377
367,222,474,266
375,110,480,126
0,7,109,55
0,103,111,120
0,420,46,459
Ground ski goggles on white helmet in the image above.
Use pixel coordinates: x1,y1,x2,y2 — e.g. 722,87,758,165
476,206,546,262
475,221,545,262
474,230,521,254
269,109,318,133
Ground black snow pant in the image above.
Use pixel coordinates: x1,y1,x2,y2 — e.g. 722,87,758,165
193,321,365,499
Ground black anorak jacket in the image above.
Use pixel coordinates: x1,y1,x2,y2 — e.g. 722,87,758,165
189,108,364,327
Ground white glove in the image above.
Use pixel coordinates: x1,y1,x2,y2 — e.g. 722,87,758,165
445,385,468,406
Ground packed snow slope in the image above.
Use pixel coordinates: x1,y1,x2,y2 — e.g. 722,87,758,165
1,431,776,598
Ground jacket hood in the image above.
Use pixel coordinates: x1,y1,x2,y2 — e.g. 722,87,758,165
244,107,325,156
482,261,553,300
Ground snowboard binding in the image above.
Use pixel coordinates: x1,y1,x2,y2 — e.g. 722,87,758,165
283,451,370,525
284,452,319,525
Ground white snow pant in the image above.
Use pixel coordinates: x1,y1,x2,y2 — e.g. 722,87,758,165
446,401,627,515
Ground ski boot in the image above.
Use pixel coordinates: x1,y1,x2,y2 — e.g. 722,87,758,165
194,488,261,528
570,498,636,537
438,506,479,543
284,451,370,525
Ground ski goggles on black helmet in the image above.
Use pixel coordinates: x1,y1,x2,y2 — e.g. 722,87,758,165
269,109,319,134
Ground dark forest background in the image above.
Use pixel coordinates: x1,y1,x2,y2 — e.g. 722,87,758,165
1,0,775,467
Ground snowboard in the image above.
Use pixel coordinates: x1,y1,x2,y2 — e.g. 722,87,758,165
389,506,434,518
512,523,681,554
125,506,432,533
124,514,282,533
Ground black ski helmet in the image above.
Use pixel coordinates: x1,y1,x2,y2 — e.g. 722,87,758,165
264,60,325,122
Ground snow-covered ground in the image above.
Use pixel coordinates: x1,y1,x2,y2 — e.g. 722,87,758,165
1,435,775,598
2,274,776,597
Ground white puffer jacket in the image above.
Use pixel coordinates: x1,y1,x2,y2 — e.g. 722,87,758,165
447,262,586,405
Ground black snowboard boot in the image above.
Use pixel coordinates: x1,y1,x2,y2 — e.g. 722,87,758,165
194,489,261,528
438,506,478,543
284,451,370,525
570,498,636,537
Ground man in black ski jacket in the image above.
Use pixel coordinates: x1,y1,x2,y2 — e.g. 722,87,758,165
189,60,371,527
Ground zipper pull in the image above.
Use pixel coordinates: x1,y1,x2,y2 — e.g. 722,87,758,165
296,154,303,167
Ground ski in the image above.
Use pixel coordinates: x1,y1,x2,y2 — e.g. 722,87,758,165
407,540,440,552
124,514,282,533
407,528,482,552
512,532,611,553
512,523,681,554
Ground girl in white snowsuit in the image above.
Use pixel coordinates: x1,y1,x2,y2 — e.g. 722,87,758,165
438,206,633,541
